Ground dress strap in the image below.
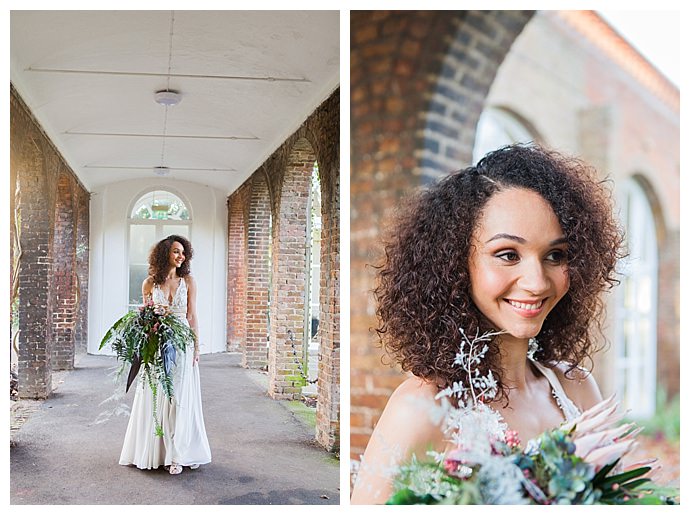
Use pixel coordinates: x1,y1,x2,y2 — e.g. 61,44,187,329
531,361,582,421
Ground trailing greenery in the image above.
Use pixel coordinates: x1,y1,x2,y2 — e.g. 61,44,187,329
99,301,195,435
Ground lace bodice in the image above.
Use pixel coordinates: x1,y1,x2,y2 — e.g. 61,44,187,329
152,277,188,317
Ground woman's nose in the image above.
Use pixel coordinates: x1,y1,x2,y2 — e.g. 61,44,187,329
517,259,549,294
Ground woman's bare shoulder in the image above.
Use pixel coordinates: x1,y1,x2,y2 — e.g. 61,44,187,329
551,362,603,411
374,376,444,446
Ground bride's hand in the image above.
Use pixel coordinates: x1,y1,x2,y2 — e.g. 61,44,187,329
193,348,200,366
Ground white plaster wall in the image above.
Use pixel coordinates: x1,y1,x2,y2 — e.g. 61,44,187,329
88,178,227,355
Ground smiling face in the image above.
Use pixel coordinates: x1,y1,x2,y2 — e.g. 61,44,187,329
469,187,570,342
169,241,185,269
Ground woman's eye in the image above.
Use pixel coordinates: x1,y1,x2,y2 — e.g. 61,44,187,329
496,251,519,262
546,250,566,263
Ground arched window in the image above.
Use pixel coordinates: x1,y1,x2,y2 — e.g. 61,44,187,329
131,190,190,221
472,106,537,164
614,178,658,418
128,190,192,310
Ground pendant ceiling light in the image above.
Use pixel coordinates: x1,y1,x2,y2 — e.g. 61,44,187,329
154,90,182,107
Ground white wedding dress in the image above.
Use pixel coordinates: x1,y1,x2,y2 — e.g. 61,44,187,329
119,277,212,469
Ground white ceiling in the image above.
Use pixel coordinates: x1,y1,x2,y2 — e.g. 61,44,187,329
10,10,340,194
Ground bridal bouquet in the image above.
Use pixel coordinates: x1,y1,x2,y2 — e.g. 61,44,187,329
99,298,195,435
386,329,679,505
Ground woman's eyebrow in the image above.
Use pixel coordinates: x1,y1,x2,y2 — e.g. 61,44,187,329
485,233,568,246
485,233,525,244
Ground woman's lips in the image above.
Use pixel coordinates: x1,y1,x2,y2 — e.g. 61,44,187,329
504,298,546,318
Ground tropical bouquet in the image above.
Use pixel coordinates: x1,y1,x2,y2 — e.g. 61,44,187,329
99,298,196,436
386,329,679,505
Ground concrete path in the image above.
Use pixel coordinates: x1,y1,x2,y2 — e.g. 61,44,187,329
10,352,339,505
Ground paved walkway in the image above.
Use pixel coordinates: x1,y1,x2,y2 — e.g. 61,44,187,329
10,352,339,505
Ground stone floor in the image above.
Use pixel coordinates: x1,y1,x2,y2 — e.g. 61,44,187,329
10,352,340,505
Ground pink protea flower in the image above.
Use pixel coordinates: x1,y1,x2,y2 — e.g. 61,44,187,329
563,395,648,474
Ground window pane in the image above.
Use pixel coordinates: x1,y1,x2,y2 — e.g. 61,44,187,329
161,225,189,240
129,264,149,305
131,190,190,221
129,225,156,305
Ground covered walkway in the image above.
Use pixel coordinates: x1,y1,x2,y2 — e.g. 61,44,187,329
10,352,339,505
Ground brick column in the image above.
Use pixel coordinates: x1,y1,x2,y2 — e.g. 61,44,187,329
316,155,340,451
14,121,54,398
244,173,272,368
227,183,251,352
268,140,313,400
51,171,77,370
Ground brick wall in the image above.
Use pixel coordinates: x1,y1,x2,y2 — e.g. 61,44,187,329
350,11,532,459
11,85,90,398
226,89,339,450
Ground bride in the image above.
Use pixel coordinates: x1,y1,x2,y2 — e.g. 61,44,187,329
119,234,212,474
351,144,626,503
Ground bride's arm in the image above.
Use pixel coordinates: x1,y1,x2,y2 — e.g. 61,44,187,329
185,275,200,361
350,376,444,505
141,276,153,304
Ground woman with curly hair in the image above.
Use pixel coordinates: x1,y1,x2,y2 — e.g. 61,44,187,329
351,144,625,503
119,235,212,474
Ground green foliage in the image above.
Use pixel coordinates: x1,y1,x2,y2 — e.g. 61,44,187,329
100,303,196,436
387,428,679,505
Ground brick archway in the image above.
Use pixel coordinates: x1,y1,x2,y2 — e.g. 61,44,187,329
244,172,272,369
350,11,534,458
268,138,315,400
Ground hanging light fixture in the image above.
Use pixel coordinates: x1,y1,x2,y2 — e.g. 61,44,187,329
154,90,182,107
154,166,170,176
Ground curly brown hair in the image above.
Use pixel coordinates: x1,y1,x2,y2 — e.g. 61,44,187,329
374,144,625,401
148,234,193,285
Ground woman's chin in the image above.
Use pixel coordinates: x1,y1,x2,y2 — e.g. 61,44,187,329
503,324,542,341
